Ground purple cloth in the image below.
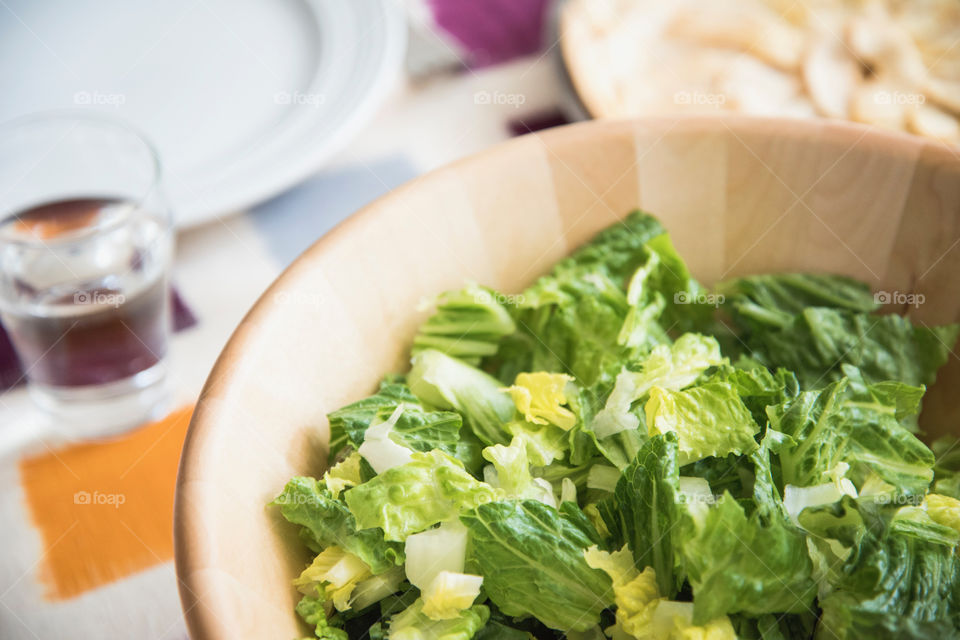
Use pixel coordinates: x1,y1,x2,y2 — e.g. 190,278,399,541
171,288,198,332
428,0,551,67
0,287,197,391
508,108,572,136
0,321,21,390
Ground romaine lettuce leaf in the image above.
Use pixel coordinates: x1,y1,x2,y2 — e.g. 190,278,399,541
678,452,752,506
409,349,514,446
326,379,469,465
749,432,794,519
645,382,760,466
504,261,642,389
925,494,960,535
489,212,683,390
601,433,681,596
420,571,484,620
389,407,465,457
327,380,418,461
593,333,725,438
767,380,851,488
295,588,348,640
294,545,372,611
731,612,818,640
273,477,403,573
388,599,489,640
840,367,934,494
931,436,960,499
345,451,500,541
413,284,516,365
890,506,960,547
583,545,737,640
474,620,535,640
816,610,960,640
816,505,960,640
505,372,577,430
709,364,799,427
503,418,569,466
351,567,404,612
403,521,468,590
562,211,673,289
718,272,878,331
745,308,959,389
586,464,622,494
769,371,936,496
474,609,558,640
481,437,555,506
583,545,659,636
677,493,816,623
627,231,714,334
460,499,613,631
583,424,647,471
323,451,364,498
357,406,415,473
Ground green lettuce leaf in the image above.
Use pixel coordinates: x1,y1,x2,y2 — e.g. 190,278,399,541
345,451,500,541
745,308,959,389
593,333,725,438
489,211,677,390
562,211,673,289
932,436,960,499
645,381,760,466
273,477,403,573
816,504,960,640
709,364,799,427
767,380,852,488
677,493,817,623
293,546,403,613
388,599,489,640
460,499,613,631
295,588,348,640
481,437,555,506
420,571,484,620
413,284,516,365
769,371,936,495
816,611,960,640
327,380,417,461
503,418,569,467
841,367,934,495
601,433,682,596
732,612,818,640
326,380,479,469
505,372,577,430
636,231,715,333
718,272,878,331
408,349,514,446
475,609,557,640
502,259,643,389
583,545,737,639
323,451,365,498
474,620,534,640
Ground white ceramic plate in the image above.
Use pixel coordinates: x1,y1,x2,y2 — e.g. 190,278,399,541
0,0,406,227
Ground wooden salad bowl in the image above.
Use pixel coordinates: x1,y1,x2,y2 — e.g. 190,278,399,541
174,117,960,639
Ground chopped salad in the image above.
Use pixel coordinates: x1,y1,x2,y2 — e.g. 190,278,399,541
273,212,960,640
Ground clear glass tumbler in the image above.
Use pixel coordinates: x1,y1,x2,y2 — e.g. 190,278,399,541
0,112,174,432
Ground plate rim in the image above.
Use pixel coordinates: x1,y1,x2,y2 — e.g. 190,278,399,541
170,0,408,227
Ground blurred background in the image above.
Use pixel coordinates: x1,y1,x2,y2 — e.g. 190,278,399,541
0,0,957,637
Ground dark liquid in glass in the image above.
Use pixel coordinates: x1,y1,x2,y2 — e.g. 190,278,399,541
0,198,169,387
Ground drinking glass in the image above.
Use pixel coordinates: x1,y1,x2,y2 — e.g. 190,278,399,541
0,112,174,432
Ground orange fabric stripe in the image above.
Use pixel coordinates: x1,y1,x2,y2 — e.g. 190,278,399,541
19,405,193,600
